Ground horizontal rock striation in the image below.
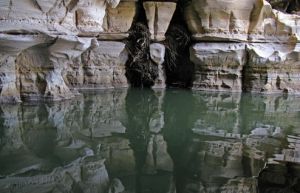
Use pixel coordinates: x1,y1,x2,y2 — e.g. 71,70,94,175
188,0,300,94
0,0,138,102
1,0,300,102
190,42,300,94
190,43,246,92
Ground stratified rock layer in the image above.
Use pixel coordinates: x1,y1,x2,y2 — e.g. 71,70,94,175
190,43,246,92
2,0,300,101
184,0,258,41
0,0,139,102
244,43,300,94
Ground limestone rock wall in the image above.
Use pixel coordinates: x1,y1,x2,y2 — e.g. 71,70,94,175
0,0,138,102
190,43,246,92
1,0,300,102
187,0,300,94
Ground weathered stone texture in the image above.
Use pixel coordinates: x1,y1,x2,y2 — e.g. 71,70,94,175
190,43,246,92
78,41,129,89
244,43,300,94
185,0,258,41
2,0,300,101
0,0,135,102
185,0,300,43
143,1,176,41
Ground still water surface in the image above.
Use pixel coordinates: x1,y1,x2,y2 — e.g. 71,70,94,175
0,89,300,193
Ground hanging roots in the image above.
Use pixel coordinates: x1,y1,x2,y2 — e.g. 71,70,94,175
164,24,191,72
125,23,158,87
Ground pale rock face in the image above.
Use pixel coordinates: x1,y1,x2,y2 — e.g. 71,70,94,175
79,41,129,89
0,54,21,103
150,43,166,89
76,0,110,35
102,0,138,39
190,43,246,92
76,0,139,38
249,1,300,43
0,0,75,34
0,0,137,37
0,34,53,103
150,43,165,65
143,1,176,41
0,0,137,102
244,43,300,94
17,36,92,101
1,37,130,102
185,0,259,41
185,0,300,43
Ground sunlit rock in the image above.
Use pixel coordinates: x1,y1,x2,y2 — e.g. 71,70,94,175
184,0,259,41
143,1,177,41
150,43,166,89
244,43,300,94
76,0,121,36
102,0,138,39
248,1,300,43
0,34,52,103
17,36,92,101
79,41,129,89
190,43,246,92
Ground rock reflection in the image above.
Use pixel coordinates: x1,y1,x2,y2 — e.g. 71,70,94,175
0,89,299,193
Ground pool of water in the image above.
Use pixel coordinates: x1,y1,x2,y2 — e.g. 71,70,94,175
0,89,300,193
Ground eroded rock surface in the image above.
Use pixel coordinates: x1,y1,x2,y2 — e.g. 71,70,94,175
0,0,136,102
1,0,300,98
143,1,176,41
185,0,258,42
244,43,300,94
184,0,300,43
190,43,246,92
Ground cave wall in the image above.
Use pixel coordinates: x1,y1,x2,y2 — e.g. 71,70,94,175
1,0,300,102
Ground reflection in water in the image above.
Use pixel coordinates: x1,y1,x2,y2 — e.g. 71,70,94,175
0,89,300,193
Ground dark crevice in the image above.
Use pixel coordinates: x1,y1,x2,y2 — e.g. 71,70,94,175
125,1,158,88
125,23,158,88
163,3,193,88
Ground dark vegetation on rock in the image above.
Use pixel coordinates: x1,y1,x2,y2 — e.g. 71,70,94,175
126,22,158,87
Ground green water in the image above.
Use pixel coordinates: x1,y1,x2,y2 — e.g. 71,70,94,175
0,89,300,193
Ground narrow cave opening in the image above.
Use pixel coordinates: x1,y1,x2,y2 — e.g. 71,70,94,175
125,1,159,88
163,1,194,88
125,0,194,89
